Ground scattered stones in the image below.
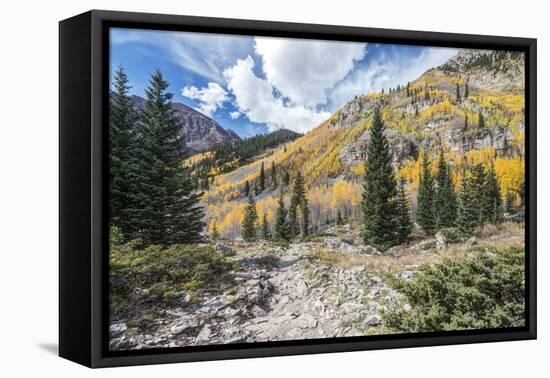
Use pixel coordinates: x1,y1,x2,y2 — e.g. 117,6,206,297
109,322,127,338
466,236,478,247
364,314,382,326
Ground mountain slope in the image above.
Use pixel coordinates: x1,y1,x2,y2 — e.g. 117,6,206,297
132,95,241,151
202,49,526,238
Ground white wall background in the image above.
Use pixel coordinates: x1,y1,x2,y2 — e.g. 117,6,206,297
0,0,546,376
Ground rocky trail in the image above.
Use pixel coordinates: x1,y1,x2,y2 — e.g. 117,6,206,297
109,225,417,350
109,222,521,351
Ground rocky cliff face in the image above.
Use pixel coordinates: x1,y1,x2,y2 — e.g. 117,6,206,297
132,95,241,151
335,49,524,168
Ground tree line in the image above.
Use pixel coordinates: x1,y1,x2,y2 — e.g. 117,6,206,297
361,108,503,250
110,67,204,246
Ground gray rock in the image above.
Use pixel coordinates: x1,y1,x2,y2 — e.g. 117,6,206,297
435,232,448,250
214,243,234,254
194,325,212,346
342,312,360,323
170,316,201,335
109,322,127,338
116,334,145,349
364,314,382,326
466,236,478,247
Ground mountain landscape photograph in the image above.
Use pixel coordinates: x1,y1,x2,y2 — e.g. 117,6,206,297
108,28,526,351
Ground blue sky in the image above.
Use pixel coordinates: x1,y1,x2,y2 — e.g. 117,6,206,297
110,28,457,138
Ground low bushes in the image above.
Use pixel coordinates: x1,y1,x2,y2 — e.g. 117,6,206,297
383,246,525,332
110,242,238,314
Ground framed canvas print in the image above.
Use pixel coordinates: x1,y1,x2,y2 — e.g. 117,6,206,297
59,10,536,368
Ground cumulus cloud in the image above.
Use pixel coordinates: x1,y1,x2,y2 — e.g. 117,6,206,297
229,111,241,120
181,82,228,117
254,37,366,107
329,47,458,110
223,56,330,133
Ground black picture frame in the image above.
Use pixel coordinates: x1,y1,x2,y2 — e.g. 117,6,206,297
59,9,537,368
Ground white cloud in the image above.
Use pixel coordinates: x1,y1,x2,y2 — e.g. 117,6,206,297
329,47,458,110
223,56,330,133
229,111,241,120
254,37,366,107
181,82,228,117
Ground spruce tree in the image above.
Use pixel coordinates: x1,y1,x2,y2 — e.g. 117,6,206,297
434,148,457,229
406,82,411,97
362,108,400,248
457,171,479,235
478,110,485,128
271,161,277,189
288,171,309,238
483,163,502,223
456,83,461,103
130,70,204,245
110,66,138,238
396,177,412,244
464,80,469,98
416,151,436,235
241,192,258,241
274,190,291,241
244,180,250,197
210,220,220,240
259,161,266,192
336,209,344,225
260,213,271,240
463,115,469,131
471,163,487,224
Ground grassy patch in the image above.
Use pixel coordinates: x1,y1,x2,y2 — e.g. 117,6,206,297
383,246,525,333
110,242,238,316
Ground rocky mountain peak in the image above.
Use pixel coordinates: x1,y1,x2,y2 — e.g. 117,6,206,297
131,95,241,151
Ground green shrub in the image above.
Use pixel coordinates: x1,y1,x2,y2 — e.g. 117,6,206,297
109,243,237,312
383,246,525,332
439,227,462,243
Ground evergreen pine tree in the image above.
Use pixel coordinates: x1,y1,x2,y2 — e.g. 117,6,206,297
244,180,250,197
210,220,220,240
396,177,412,244
471,163,487,224
271,161,277,189
288,171,309,238
361,108,400,248
336,209,344,225
259,161,266,192
416,151,436,235
254,181,259,196
283,171,290,186
241,192,258,241
274,190,291,241
110,66,139,238
483,162,502,223
478,110,485,128
406,82,411,97
434,148,457,229
130,70,204,244
457,170,478,235
456,83,461,103
464,80,469,98
260,213,271,240
463,114,469,131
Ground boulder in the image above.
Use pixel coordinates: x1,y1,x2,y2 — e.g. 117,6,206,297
109,322,127,338
170,316,201,335
435,232,448,250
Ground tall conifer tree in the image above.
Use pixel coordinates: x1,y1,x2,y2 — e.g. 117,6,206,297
274,190,291,241
434,148,457,229
457,170,479,234
241,192,258,241
130,70,204,244
416,151,436,235
110,66,138,238
396,177,412,244
483,163,502,223
259,161,266,192
361,108,399,248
